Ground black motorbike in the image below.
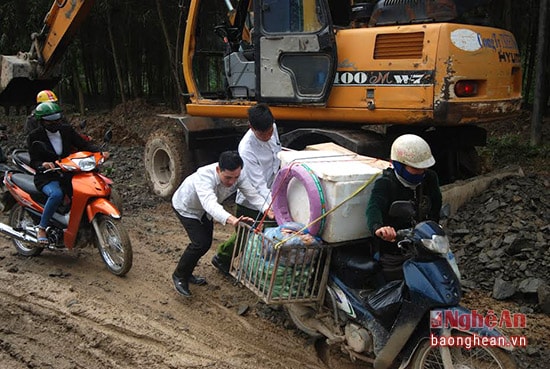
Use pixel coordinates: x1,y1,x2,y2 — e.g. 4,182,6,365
232,201,518,368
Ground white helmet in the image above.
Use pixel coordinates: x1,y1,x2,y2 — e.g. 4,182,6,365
390,134,435,169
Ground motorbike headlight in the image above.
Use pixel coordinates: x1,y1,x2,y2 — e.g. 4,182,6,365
70,156,97,171
421,235,450,254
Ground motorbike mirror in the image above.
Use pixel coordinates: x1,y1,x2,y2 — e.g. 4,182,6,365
103,129,113,143
388,200,415,219
397,239,413,250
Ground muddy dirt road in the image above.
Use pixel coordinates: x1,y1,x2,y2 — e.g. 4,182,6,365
0,197,545,369
0,202,336,369
0,103,547,368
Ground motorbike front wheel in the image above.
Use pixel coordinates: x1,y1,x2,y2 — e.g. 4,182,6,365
409,332,517,368
93,214,132,276
285,303,323,338
9,204,43,256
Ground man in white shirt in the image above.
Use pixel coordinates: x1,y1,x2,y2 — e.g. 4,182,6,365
212,103,281,274
171,150,271,297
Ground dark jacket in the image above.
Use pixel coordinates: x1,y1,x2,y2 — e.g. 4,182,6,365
24,113,39,134
366,168,442,254
27,125,99,191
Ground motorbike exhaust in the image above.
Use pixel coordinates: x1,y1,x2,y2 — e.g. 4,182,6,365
0,223,38,244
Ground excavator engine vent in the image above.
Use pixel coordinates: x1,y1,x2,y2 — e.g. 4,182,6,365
374,32,424,59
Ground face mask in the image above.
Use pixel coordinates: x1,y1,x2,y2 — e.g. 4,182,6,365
393,161,426,186
43,122,62,132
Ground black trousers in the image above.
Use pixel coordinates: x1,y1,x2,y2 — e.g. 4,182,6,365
172,207,214,280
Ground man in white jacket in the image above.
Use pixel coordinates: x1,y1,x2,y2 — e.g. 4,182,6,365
171,151,272,297
212,103,281,274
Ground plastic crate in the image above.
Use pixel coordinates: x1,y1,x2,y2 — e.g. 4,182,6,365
229,221,334,305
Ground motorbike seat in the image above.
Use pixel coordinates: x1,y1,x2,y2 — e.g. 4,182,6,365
331,241,382,290
10,173,43,197
10,172,71,214
11,149,35,175
348,258,380,274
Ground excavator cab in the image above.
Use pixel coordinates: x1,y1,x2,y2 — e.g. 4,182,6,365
184,0,337,108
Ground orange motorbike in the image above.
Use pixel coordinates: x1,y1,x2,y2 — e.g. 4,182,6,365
0,135,132,276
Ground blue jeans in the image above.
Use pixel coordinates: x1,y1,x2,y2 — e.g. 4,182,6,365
40,181,64,228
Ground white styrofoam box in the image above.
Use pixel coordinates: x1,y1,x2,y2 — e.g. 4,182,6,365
276,147,390,243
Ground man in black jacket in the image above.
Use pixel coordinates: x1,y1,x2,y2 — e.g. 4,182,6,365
366,134,442,281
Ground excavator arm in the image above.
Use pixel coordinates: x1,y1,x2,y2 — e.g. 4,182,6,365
0,0,94,111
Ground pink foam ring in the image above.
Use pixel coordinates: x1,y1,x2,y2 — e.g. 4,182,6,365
271,163,324,237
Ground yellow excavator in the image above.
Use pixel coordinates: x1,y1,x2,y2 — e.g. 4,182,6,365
0,0,522,197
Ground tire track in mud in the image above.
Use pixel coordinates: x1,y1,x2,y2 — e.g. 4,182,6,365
0,271,183,368
0,208,326,369
0,269,321,369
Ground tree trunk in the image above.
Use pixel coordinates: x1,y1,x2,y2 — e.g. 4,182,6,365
503,0,512,30
522,0,536,106
531,0,548,146
107,10,127,110
72,67,85,116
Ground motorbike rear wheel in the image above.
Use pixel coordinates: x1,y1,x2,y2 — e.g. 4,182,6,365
408,332,517,368
93,214,132,276
9,204,43,256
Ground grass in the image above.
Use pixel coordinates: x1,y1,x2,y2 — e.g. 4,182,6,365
479,132,550,174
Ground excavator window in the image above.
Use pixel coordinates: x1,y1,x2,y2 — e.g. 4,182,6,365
281,55,330,96
261,0,324,33
328,0,352,27
192,0,229,99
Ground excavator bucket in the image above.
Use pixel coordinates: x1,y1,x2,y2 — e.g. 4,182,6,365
0,53,59,112
0,0,94,113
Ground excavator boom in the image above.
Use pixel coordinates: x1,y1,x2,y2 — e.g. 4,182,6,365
0,0,94,111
